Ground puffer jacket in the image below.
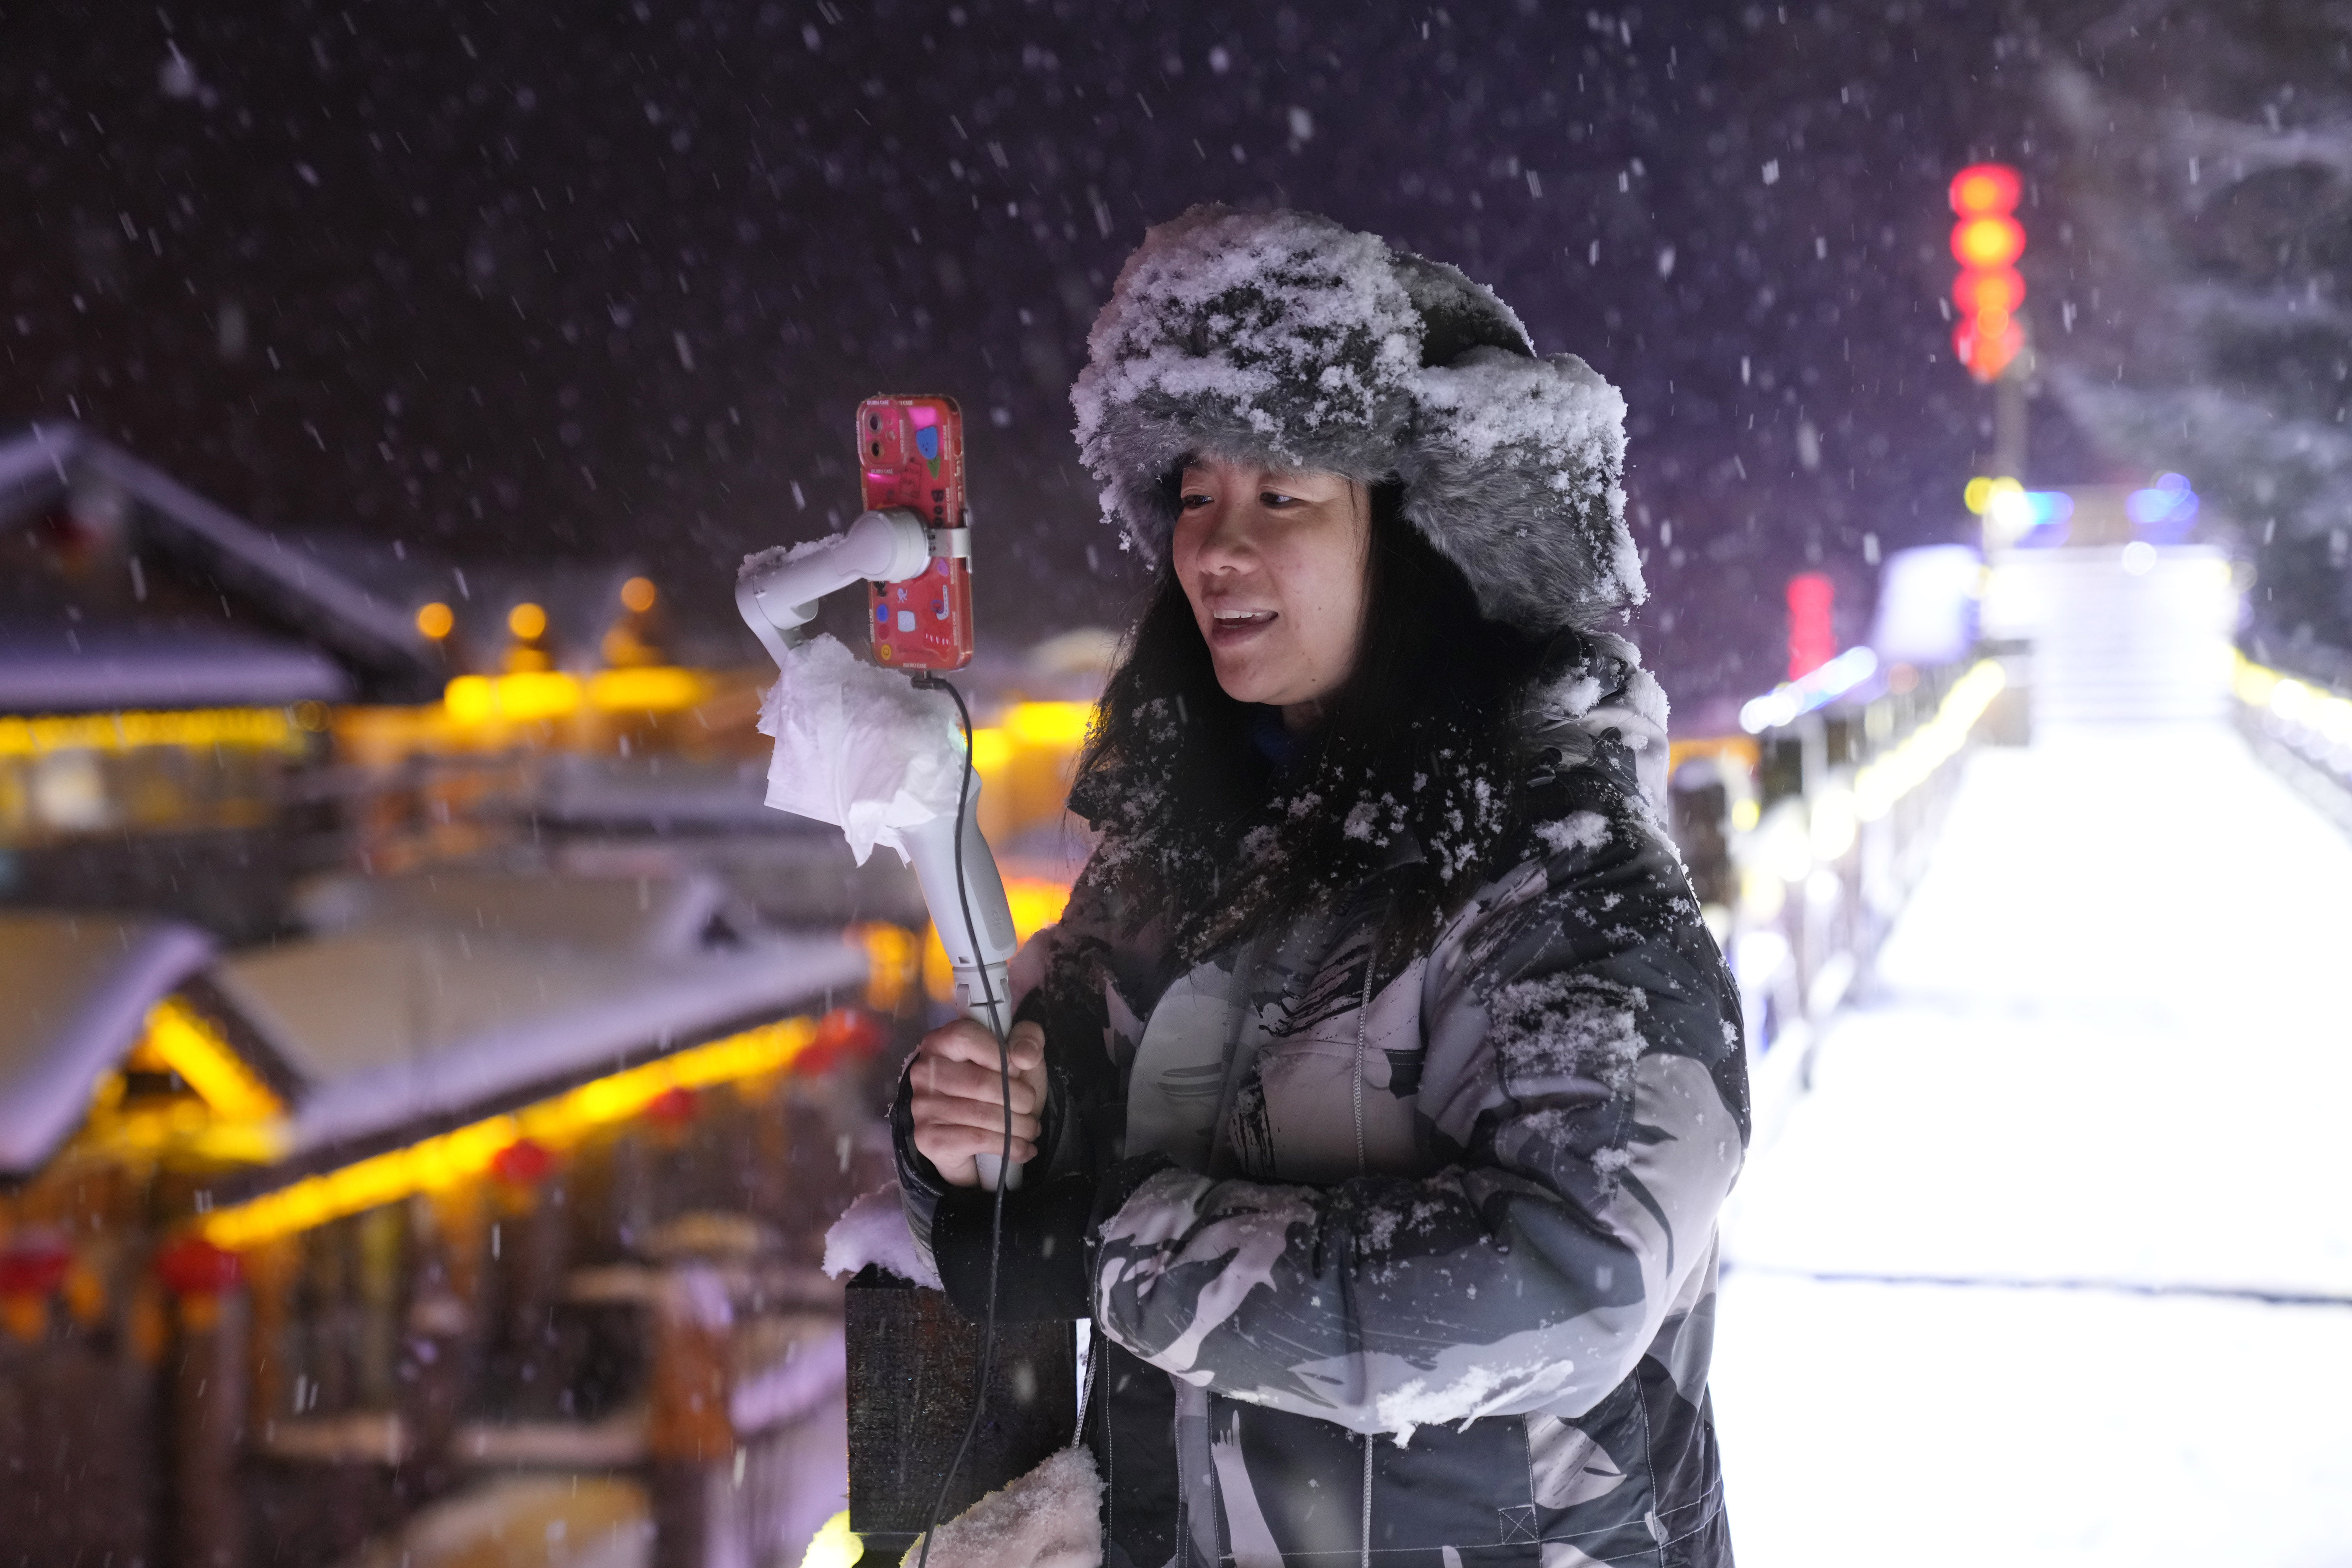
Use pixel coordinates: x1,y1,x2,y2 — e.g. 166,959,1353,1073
894,644,1749,1568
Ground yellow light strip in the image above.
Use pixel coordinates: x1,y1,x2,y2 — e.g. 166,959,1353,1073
2237,652,2352,748
440,666,716,726
1854,659,2007,820
921,875,1073,1003
848,921,922,1015
199,1014,818,1250
1003,701,1095,748
587,665,710,712
0,707,302,759
967,726,1012,775
142,998,284,1123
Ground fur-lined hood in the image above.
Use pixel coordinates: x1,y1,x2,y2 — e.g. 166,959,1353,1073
1071,206,1642,635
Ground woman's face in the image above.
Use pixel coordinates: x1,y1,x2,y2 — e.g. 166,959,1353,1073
1171,456,1371,730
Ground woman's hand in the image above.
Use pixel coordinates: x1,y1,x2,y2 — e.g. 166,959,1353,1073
908,1019,1047,1187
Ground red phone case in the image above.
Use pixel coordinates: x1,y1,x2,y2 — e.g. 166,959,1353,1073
857,395,973,671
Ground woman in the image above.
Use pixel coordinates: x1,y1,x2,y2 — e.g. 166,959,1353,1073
895,208,1746,1568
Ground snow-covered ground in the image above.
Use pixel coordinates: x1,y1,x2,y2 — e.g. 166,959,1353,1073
1711,724,2352,1566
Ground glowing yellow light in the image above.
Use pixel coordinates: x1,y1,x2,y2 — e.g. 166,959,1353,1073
849,921,922,1015
1730,797,1760,833
443,671,583,725
1951,214,2025,270
1003,701,1096,749
1963,477,1994,515
967,727,1012,776
142,998,283,1123
923,876,1072,1002
587,666,707,712
200,1015,821,1250
2232,652,2282,709
415,601,455,639
1949,164,2022,218
1853,659,2007,820
508,602,549,640
0,707,301,759
1979,477,2031,543
621,576,658,613
72,1001,289,1166
1953,267,2025,316
2239,652,2352,746
443,675,497,725
799,1511,861,1568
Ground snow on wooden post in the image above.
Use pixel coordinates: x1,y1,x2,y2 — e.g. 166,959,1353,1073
157,1236,249,1568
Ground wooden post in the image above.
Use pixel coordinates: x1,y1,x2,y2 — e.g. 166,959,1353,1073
157,1238,248,1568
843,1267,1076,1541
400,1191,473,1494
242,1235,300,1431
647,1263,735,1568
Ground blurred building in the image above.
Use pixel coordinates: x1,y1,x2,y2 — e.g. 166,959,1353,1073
0,422,1097,948
0,877,882,1568
0,423,435,934
0,423,1112,1564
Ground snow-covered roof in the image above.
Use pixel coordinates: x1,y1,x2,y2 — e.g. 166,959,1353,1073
290,867,751,956
0,913,217,1176
0,421,438,706
0,623,350,712
216,871,869,1155
0,874,869,1177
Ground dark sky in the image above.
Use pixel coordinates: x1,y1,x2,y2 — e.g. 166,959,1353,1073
5,0,2099,714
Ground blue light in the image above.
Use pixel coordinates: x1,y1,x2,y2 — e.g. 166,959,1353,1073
2126,473,2199,543
2015,490,2076,547
1740,646,1881,734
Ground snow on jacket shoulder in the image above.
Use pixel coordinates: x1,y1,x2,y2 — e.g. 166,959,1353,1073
894,652,1749,1568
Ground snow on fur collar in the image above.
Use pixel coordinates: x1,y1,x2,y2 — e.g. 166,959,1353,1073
1526,630,1673,814
1071,206,1643,634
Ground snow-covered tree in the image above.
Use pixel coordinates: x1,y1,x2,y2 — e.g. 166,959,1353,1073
2030,4,2352,670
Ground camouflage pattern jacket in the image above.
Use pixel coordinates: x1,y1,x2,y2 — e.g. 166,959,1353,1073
895,661,1749,1568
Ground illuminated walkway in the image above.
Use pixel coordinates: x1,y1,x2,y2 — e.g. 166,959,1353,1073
1709,722,2352,1565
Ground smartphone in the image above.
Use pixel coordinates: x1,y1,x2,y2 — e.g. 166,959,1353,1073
857,395,973,671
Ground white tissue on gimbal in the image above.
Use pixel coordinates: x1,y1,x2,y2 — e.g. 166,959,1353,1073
757,632,967,865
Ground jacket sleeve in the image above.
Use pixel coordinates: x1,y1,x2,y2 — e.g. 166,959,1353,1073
892,858,1134,1290
1090,760,1749,1440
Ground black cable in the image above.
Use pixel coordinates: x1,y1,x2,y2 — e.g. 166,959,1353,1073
910,671,1009,1568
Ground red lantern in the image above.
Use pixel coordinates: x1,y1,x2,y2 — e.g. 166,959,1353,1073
1952,267,2025,317
1950,215,2025,271
1787,574,1836,682
1948,163,2022,217
0,1240,71,1299
800,1007,887,1076
1946,163,2027,383
155,1237,244,1297
490,1137,557,1187
645,1085,700,1129
1953,316,2024,382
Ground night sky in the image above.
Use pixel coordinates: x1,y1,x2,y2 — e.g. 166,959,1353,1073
6,1,2102,717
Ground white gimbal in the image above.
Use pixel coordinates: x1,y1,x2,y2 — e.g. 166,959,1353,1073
738,508,1025,1189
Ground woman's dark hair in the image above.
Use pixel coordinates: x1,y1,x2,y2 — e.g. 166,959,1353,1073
1071,479,1546,959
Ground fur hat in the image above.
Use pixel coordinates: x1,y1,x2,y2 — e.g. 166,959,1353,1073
1070,206,1641,634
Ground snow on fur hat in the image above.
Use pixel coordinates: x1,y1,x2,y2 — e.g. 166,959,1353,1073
1071,205,1641,634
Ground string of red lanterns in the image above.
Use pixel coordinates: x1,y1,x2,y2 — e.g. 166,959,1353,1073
1949,162,2026,382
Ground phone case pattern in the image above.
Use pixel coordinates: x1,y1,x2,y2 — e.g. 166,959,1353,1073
859,395,974,671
